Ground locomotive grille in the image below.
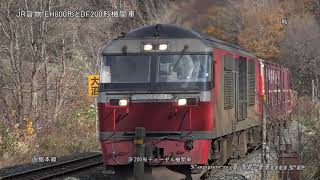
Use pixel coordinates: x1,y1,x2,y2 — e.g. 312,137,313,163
248,61,256,106
239,101,248,120
248,74,255,106
238,56,248,120
224,54,234,109
224,71,234,109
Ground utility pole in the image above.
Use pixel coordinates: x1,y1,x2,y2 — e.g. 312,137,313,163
312,80,315,102
261,95,267,180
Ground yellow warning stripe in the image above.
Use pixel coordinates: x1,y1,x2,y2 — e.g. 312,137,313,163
134,139,144,145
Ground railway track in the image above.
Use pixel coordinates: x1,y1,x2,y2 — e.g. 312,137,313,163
200,144,262,180
0,153,103,180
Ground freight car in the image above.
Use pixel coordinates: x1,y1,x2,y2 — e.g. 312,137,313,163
97,24,292,179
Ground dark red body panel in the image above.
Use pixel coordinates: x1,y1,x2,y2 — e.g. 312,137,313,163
264,63,292,113
98,101,214,165
101,139,211,165
98,102,213,132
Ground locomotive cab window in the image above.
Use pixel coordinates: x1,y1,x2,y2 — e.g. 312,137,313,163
158,54,211,82
101,55,151,83
100,54,213,91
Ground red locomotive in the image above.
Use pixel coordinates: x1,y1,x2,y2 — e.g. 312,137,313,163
97,24,292,178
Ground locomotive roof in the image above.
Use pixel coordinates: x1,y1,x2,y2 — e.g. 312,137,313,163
125,24,204,39
118,24,256,58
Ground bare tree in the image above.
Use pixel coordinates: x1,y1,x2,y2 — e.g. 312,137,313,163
280,14,320,96
0,0,180,129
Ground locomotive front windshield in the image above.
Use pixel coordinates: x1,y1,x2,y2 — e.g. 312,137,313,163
103,55,151,83
158,55,210,82
101,54,212,90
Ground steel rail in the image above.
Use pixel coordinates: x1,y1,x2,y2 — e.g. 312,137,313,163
0,153,103,180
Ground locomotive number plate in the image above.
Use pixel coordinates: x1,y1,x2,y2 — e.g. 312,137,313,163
132,94,173,100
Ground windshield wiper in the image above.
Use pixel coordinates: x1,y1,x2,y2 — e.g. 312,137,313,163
169,45,189,73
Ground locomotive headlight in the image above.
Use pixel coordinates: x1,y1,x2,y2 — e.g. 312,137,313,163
177,98,198,106
178,98,187,106
158,44,168,51
143,44,153,51
119,99,128,106
109,99,128,107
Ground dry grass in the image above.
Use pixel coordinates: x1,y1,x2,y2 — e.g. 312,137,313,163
0,103,99,167
291,97,320,180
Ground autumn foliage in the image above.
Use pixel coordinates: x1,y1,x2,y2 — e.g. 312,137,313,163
201,0,319,61
203,0,287,60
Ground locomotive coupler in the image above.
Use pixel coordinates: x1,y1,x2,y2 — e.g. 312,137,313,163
184,139,194,151
133,127,145,180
